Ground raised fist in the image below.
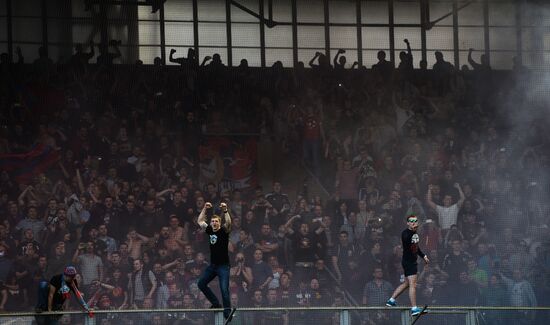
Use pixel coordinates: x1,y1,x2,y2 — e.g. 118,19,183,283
205,202,213,209
220,202,228,212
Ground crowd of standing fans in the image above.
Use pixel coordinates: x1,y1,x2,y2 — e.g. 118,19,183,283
0,42,549,325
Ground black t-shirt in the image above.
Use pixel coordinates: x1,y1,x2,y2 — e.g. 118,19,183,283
49,274,79,308
205,225,230,266
17,240,41,256
139,211,164,237
401,228,425,265
163,200,188,220
442,251,471,281
256,234,278,259
290,232,319,263
3,284,25,311
265,192,290,212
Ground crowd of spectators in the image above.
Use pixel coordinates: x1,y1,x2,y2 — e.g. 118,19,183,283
0,40,549,325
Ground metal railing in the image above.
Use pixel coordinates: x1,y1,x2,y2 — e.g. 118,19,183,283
1,306,549,325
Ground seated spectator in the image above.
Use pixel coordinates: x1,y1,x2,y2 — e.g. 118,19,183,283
362,267,393,306
15,207,45,243
331,231,362,284
448,270,481,306
102,268,128,309
0,273,26,311
255,223,279,261
482,274,508,322
47,242,68,278
156,271,181,309
467,259,488,297
261,288,289,323
442,239,471,282
340,212,365,244
309,278,330,306
277,272,292,305
250,249,272,291
417,271,448,305
17,229,41,257
233,229,255,262
98,224,117,254
267,255,286,290
230,252,253,294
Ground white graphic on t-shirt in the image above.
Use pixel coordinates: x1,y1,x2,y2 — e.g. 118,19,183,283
210,234,218,245
411,234,419,244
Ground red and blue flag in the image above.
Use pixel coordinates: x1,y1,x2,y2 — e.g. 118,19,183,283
0,144,60,183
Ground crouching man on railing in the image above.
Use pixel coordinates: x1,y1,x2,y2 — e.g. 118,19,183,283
35,266,93,325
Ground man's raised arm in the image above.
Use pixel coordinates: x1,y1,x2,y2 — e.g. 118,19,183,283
220,202,231,232
426,184,438,210
198,202,212,229
169,49,185,65
455,183,465,208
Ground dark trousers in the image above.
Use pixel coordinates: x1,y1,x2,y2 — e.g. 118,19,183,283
198,264,231,318
35,281,63,325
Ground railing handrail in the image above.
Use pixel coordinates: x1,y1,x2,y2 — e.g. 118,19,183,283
4,305,549,317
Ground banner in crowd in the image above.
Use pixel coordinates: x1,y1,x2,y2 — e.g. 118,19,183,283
198,136,258,191
0,144,60,183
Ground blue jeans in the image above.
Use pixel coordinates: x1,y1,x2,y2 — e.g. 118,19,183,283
36,280,50,311
198,264,231,318
35,281,62,325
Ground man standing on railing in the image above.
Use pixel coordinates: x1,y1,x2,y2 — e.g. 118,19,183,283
35,266,93,325
386,215,429,316
197,202,233,322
